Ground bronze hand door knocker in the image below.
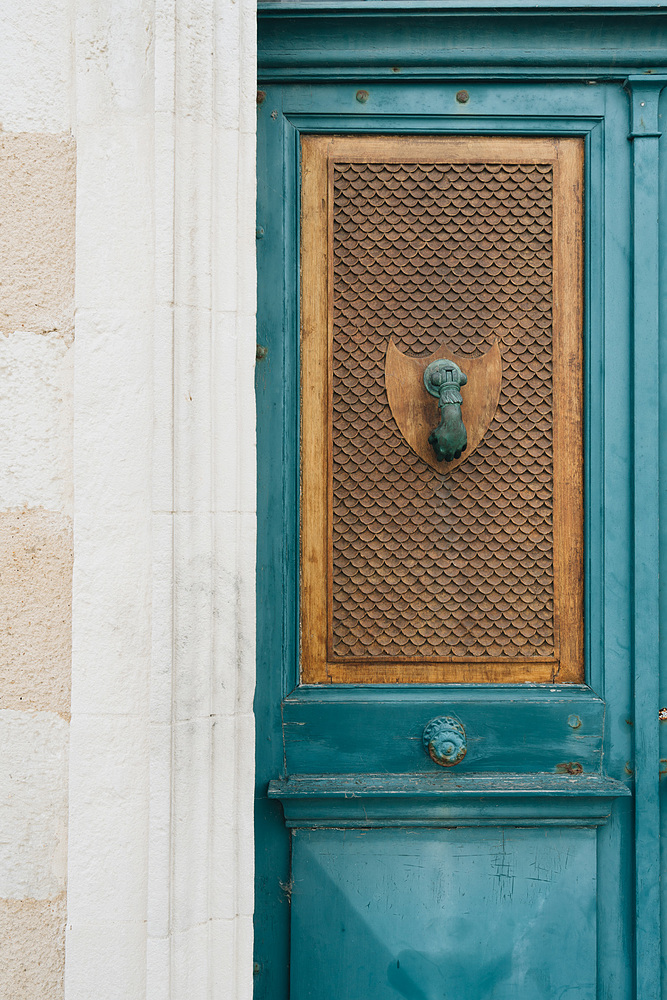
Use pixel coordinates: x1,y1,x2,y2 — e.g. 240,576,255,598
423,358,467,463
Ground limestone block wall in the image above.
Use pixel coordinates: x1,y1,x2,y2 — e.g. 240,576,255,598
0,4,75,997
0,2,257,999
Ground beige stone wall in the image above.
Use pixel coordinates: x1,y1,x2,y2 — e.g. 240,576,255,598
0,896,67,998
0,509,72,715
0,4,257,997
0,132,74,998
0,134,75,341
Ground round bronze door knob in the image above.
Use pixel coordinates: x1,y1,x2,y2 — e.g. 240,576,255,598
423,716,467,767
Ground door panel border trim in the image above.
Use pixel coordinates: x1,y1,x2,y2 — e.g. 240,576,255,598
269,772,630,827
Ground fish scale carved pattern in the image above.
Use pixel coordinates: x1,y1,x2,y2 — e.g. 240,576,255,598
331,161,554,659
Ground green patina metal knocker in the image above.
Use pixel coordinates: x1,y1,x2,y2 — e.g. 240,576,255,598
423,358,467,463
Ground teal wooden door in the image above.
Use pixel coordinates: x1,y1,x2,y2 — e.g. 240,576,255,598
254,6,667,999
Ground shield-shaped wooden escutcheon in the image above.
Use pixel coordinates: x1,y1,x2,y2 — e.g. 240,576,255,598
385,337,503,473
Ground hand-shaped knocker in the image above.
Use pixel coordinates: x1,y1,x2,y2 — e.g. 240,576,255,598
423,359,467,463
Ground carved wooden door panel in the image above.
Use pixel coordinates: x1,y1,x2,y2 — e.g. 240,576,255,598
300,135,583,686
254,12,661,999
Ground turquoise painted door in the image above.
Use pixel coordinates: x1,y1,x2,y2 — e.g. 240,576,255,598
255,6,667,999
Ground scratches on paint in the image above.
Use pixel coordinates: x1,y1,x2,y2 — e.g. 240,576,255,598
491,832,515,901
526,859,553,883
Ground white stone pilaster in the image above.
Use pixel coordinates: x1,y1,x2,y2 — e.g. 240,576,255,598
67,2,256,997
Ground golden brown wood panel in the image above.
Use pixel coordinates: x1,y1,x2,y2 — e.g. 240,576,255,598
300,135,583,685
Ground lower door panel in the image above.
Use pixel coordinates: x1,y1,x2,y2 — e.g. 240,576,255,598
270,773,629,1000
291,826,596,1000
